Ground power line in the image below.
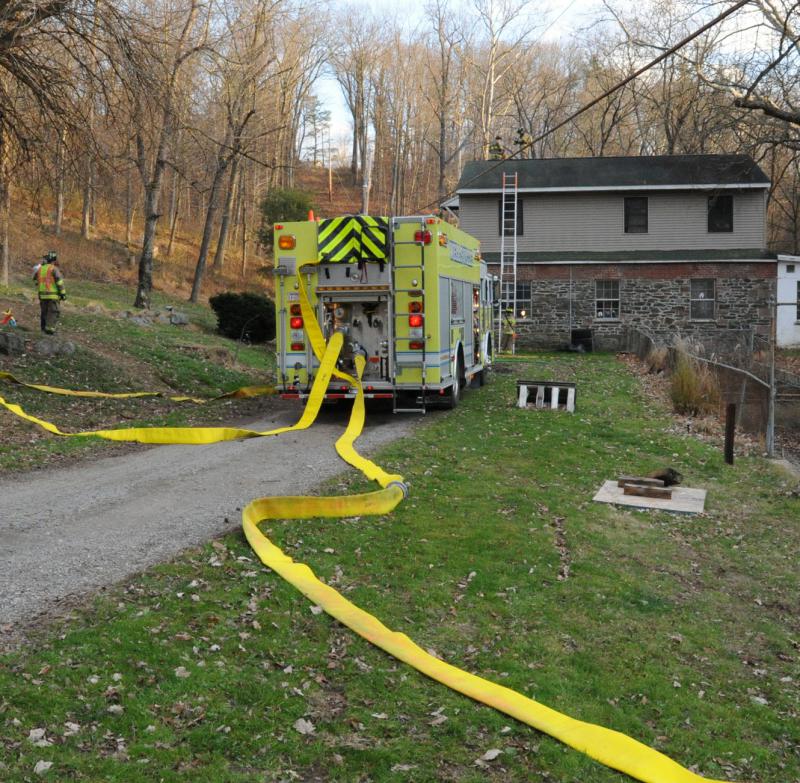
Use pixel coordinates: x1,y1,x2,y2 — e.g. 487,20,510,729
417,0,751,214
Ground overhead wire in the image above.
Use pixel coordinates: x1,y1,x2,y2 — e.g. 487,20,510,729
416,0,751,214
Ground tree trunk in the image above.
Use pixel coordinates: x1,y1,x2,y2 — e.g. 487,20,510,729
167,182,181,257
213,155,239,271
55,129,65,236
81,158,93,239
135,179,162,309
190,159,228,302
0,135,8,288
125,163,134,248
240,168,249,277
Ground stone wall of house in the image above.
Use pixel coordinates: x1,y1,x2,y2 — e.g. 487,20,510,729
490,262,776,351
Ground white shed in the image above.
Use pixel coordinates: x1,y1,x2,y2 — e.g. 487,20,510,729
777,254,800,347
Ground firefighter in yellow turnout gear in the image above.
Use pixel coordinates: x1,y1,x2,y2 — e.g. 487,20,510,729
501,308,516,352
34,251,66,334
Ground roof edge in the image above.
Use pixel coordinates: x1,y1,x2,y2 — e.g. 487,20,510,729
458,183,770,194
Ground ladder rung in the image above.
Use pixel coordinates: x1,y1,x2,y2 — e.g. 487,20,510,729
393,264,424,269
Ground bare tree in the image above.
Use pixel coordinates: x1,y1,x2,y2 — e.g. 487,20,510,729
125,0,208,309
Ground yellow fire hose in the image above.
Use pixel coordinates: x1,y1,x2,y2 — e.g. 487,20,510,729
0,370,274,404
0,298,735,782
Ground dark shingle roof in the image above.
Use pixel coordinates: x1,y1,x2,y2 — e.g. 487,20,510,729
456,154,770,192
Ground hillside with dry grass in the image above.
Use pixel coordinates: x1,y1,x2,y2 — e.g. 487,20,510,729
3,164,362,305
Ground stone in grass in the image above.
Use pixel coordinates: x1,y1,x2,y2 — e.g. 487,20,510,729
169,312,189,326
34,338,76,357
34,760,53,776
0,332,24,355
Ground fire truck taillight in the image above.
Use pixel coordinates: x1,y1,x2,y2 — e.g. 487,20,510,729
408,314,423,328
414,230,432,245
290,304,302,316
278,234,296,250
409,340,425,350
408,301,422,313
290,342,305,351
290,316,303,329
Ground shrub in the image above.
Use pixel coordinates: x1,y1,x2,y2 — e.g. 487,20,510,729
646,346,669,374
258,188,316,247
669,347,721,415
209,292,275,343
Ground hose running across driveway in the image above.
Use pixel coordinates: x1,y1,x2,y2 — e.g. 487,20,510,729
0,342,735,783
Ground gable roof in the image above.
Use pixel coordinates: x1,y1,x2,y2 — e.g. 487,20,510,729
455,154,770,193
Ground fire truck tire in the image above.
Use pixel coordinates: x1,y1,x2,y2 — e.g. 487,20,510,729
444,354,464,409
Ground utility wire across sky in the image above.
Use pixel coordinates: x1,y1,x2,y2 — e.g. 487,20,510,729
415,0,752,215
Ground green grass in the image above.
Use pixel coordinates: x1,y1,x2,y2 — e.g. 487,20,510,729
0,279,276,472
1,353,798,782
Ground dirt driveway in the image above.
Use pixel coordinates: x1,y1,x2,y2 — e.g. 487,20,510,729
0,401,418,646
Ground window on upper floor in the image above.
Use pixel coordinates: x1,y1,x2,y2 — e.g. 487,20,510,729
595,280,620,320
498,197,524,236
690,279,715,320
708,195,733,232
624,197,648,233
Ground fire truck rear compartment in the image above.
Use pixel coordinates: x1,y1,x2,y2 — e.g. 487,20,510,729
321,297,391,382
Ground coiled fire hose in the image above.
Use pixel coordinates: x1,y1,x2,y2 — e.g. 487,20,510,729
0,317,734,783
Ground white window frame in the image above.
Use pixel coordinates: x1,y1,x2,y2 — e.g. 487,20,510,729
595,279,621,320
500,281,531,317
690,278,716,321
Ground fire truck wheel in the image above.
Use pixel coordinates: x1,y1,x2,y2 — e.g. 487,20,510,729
444,354,464,409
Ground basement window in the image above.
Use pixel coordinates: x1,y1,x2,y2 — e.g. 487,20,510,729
690,278,715,320
624,197,648,233
595,280,620,320
708,195,733,232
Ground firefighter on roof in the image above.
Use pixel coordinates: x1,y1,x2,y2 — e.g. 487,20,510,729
34,251,66,335
488,136,505,160
514,127,533,157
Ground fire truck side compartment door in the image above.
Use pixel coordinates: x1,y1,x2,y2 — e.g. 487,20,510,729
439,276,451,379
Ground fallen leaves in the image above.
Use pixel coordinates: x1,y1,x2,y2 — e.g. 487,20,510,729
292,717,315,735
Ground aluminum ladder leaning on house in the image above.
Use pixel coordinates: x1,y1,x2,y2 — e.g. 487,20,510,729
497,171,519,355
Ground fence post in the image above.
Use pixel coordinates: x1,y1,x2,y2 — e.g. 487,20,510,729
724,403,736,465
767,296,776,457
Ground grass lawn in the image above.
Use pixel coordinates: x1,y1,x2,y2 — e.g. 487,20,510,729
0,279,276,473
1,353,798,782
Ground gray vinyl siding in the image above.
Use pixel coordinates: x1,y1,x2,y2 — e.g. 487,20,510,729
459,190,766,255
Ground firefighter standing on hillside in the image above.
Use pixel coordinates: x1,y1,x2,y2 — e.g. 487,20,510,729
34,251,66,335
501,308,516,352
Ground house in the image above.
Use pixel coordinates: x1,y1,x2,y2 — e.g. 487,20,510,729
453,154,776,351
776,255,800,347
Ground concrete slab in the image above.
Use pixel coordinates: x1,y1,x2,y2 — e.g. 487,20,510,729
593,480,707,514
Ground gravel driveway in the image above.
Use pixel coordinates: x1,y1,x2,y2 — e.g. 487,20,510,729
0,401,419,644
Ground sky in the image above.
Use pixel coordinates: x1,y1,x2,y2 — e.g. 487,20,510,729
315,0,603,148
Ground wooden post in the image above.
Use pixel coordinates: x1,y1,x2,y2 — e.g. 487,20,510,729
724,402,736,465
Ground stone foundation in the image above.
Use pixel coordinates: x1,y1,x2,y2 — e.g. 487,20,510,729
490,262,775,351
